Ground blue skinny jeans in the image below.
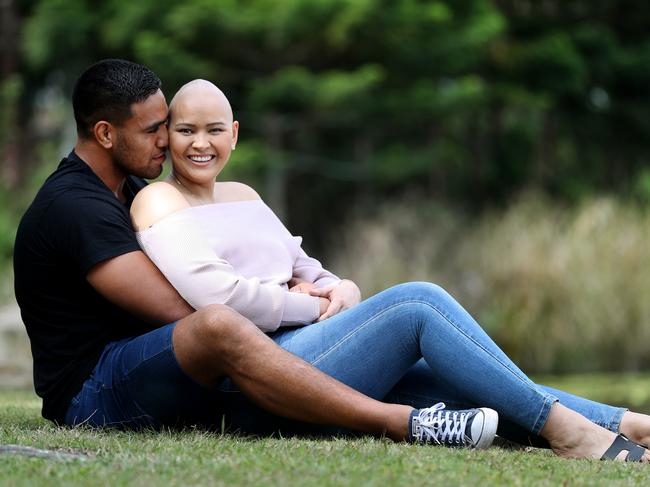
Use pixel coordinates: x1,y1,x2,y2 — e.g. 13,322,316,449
223,282,624,444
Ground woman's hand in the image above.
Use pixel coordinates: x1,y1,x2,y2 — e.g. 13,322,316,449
309,279,361,322
289,280,330,322
289,281,317,294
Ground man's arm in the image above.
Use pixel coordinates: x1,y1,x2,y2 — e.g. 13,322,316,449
87,250,194,325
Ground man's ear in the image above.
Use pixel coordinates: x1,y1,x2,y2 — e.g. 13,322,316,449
93,121,115,149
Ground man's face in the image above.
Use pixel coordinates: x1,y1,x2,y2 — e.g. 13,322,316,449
112,90,169,179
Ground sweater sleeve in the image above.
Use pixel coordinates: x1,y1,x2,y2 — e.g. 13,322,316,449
291,238,341,288
136,212,320,332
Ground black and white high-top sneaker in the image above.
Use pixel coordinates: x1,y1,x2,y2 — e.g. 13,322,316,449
408,402,498,449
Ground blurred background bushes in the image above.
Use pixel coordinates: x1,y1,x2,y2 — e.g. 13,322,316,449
2,0,650,373
331,193,650,373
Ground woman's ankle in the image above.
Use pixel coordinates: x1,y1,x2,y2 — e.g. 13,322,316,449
619,411,650,447
540,403,583,447
539,403,610,458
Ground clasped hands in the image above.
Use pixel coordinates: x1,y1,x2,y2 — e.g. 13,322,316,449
289,279,361,322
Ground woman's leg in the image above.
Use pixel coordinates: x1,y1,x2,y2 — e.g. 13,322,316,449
271,282,649,460
383,359,627,447
274,282,554,435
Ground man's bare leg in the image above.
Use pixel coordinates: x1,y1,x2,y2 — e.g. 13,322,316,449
173,304,412,441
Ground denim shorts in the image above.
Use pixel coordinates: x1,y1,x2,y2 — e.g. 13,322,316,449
63,322,346,436
64,323,226,429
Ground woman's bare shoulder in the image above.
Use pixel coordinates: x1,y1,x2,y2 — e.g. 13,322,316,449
215,181,261,202
130,181,190,230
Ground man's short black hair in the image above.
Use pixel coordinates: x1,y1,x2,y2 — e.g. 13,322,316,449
72,59,162,138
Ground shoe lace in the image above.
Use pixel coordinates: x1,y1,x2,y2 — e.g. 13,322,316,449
412,402,470,445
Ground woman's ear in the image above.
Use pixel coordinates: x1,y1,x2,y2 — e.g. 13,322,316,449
93,121,114,149
231,121,239,150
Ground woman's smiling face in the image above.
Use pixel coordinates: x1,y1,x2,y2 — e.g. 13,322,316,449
168,80,239,184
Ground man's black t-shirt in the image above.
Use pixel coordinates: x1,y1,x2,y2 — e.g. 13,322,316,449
14,151,153,424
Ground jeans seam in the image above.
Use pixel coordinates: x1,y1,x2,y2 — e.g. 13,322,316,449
531,396,557,435
108,342,174,426
116,342,174,386
609,407,627,433
424,298,559,431
424,299,557,402
310,301,415,366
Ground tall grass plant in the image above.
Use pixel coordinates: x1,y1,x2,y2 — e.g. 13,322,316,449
329,193,650,373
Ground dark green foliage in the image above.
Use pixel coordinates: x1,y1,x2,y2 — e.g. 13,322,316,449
3,0,650,273
13,2,650,233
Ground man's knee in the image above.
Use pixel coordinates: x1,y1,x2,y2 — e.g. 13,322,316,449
187,304,260,352
173,304,263,385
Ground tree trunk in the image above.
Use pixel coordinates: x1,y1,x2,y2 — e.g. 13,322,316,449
0,0,20,189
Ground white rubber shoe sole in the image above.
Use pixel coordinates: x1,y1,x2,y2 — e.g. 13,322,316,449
469,407,499,449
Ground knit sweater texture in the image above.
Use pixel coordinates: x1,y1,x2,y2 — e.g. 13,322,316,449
136,199,340,331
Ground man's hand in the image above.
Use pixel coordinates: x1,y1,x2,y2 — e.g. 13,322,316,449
318,297,332,317
309,280,361,322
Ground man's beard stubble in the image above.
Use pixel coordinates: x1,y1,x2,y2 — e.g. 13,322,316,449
113,136,164,180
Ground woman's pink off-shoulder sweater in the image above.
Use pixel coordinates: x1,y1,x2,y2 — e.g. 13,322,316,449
136,199,340,332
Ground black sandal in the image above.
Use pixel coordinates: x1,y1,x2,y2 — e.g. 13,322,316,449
601,434,647,462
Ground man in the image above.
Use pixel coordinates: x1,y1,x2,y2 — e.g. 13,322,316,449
13,59,495,447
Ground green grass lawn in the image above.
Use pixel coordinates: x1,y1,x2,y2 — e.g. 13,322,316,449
3,377,650,487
